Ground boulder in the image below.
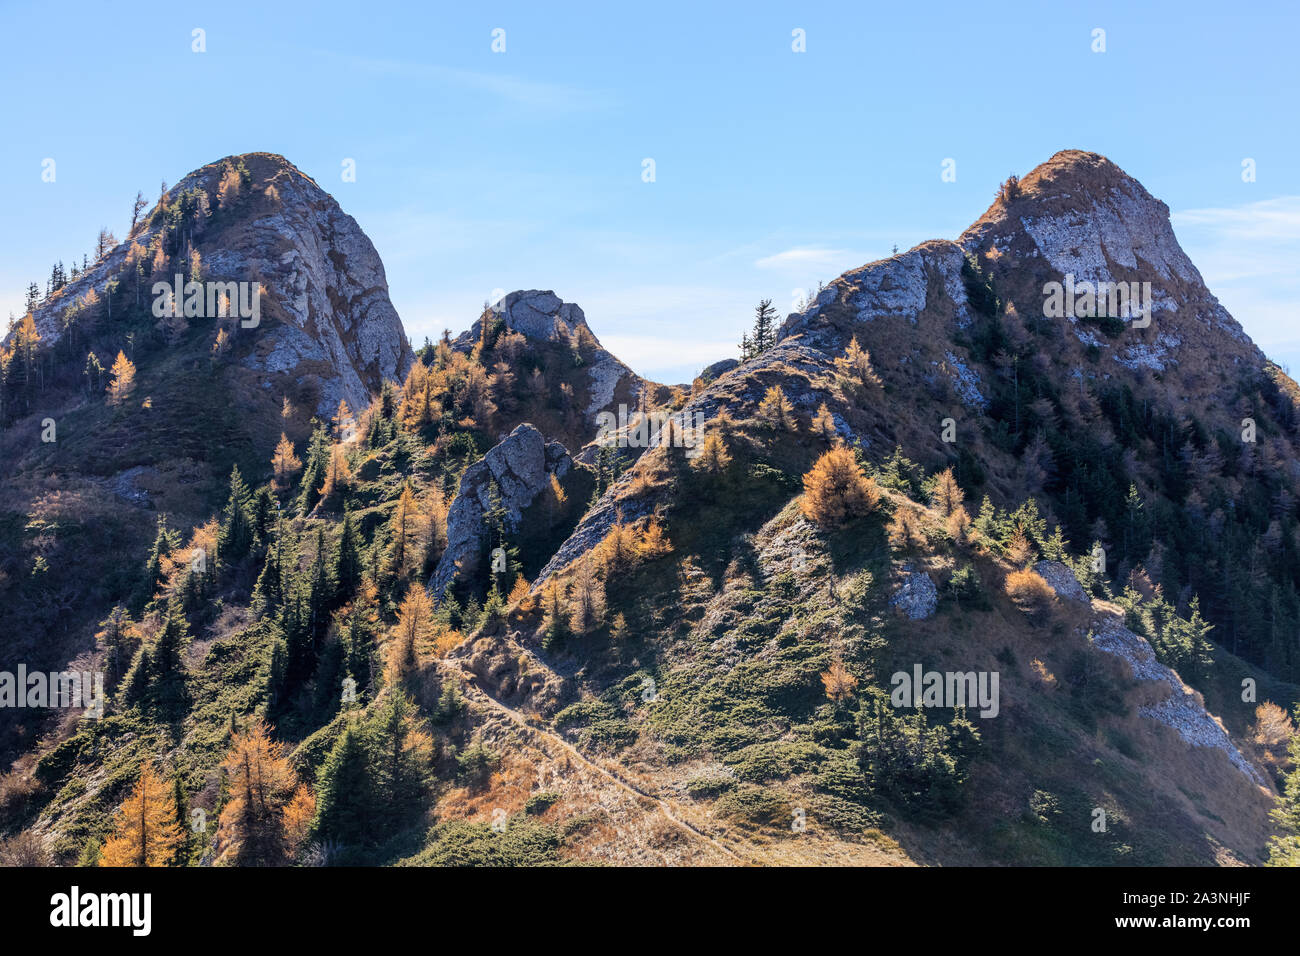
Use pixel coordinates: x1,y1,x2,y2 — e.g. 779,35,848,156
1033,561,1090,603
890,568,938,620
700,358,739,382
430,424,571,598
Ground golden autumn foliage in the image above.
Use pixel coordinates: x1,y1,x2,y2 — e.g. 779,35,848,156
399,359,435,429
400,348,500,432
387,484,426,576
548,473,567,508
507,574,532,607
157,519,218,598
150,238,167,276
1006,527,1037,567
945,505,972,544
811,403,837,441
596,518,639,573
834,336,882,390
711,407,736,438
757,385,797,431
100,763,183,867
387,586,434,682
637,518,673,559
281,785,316,854
691,431,732,473
217,162,241,209
1252,701,1295,769
1004,568,1055,617
107,350,135,405
821,659,859,702
568,556,606,634
271,433,302,492
215,720,304,866
319,444,352,502
800,446,880,528
424,487,449,560
211,326,231,358
540,578,568,636
931,467,965,517
14,314,41,381
595,516,673,574
431,624,466,657
887,506,924,552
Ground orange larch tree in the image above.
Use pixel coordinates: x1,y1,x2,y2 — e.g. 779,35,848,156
100,763,184,867
215,720,306,866
107,350,136,405
800,446,881,528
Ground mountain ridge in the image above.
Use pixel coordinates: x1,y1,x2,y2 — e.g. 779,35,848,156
3,148,1298,869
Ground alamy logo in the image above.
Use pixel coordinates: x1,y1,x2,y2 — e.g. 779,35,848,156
594,404,707,455
890,665,1000,718
50,886,151,936
152,273,261,327
0,666,103,718
1042,273,1151,328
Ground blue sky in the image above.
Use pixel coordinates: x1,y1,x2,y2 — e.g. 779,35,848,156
1,0,1296,383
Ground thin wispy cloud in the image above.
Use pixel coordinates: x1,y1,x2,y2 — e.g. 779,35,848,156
1173,196,1300,243
1172,196,1300,363
755,247,867,273
327,52,615,114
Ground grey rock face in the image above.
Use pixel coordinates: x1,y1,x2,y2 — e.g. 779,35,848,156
700,358,739,382
430,424,571,598
454,289,647,428
501,290,589,341
456,290,591,345
1089,616,1264,785
890,568,938,620
215,156,411,413
1033,561,1090,603
21,153,411,415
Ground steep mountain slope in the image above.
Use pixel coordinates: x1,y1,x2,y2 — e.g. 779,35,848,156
449,149,1300,864
542,151,1300,682
24,152,410,413
3,149,1297,868
0,153,411,764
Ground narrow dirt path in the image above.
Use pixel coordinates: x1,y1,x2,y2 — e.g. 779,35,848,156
436,660,749,865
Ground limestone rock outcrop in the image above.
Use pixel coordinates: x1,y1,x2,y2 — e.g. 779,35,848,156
21,152,412,414
430,424,571,597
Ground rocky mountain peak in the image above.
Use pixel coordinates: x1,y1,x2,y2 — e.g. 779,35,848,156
456,290,593,346
22,151,411,415
962,148,1204,291
456,290,653,426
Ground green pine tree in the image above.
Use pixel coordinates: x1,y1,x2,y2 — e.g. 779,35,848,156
311,722,375,850
297,420,331,512
141,514,179,603
333,511,363,603
217,466,255,566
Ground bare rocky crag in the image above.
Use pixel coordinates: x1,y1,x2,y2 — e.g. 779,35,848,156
1033,561,1266,786
454,289,649,423
542,150,1295,588
473,149,1290,863
22,152,412,415
430,423,572,598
